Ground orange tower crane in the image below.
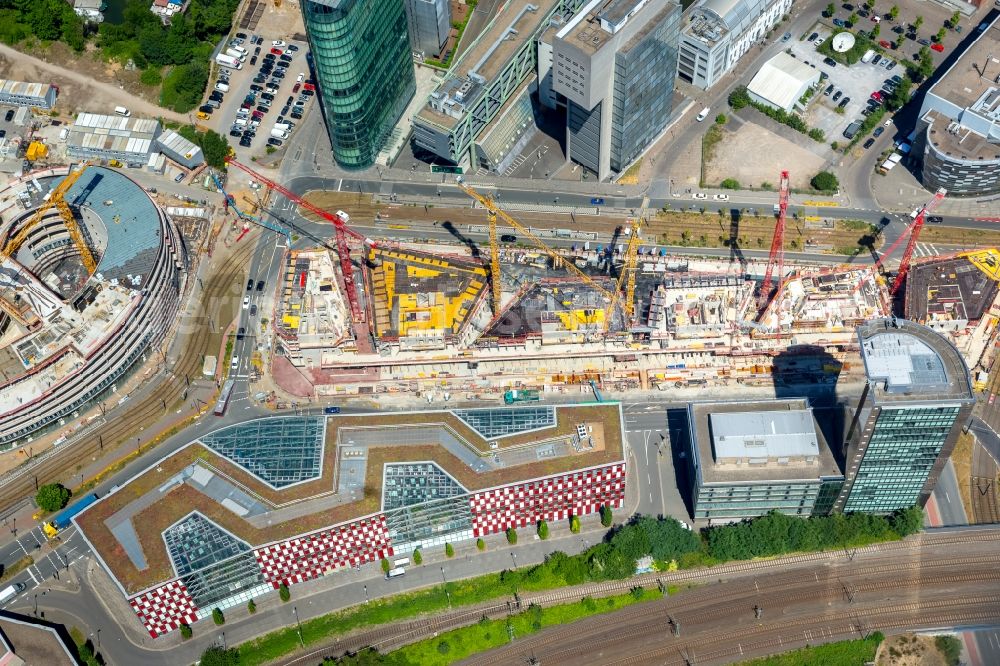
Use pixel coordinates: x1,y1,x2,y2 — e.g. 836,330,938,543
759,170,790,311
224,157,374,323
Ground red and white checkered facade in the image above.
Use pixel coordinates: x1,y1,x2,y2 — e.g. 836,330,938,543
469,462,626,537
129,580,199,638
253,514,393,587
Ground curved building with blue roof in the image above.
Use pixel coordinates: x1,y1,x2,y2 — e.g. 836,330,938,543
0,165,182,449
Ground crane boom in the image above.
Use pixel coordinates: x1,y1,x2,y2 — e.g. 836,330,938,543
487,207,501,314
224,157,369,322
455,180,617,303
760,170,789,310
605,218,643,329
890,188,946,295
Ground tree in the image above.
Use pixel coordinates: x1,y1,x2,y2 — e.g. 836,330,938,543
506,528,518,545
720,178,741,190
914,15,924,31
600,505,613,527
247,599,256,614
890,505,924,537
848,13,857,27
916,46,934,82
199,130,231,170
476,538,486,551
570,515,581,534
381,557,390,574
199,646,240,666
179,623,193,639
212,607,225,625
714,113,726,125
935,27,946,43
885,75,912,111
811,171,839,191
279,582,291,602
871,24,879,38
889,5,899,22
727,86,750,110
445,542,455,557
35,483,71,512
949,11,961,29
412,548,422,565
807,128,825,142
935,635,962,666
537,520,549,540
865,0,874,10
824,3,834,17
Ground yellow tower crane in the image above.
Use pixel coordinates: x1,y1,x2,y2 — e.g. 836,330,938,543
455,178,626,324
2,162,97,274
605,217,643,329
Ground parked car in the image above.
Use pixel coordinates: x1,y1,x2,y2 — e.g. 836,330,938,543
292,83,301,93
272,39,286,47
824,84,835,96
871,91,883,102
500,234,517,243
879,40,891,48
890,74,902,84
256,280,265,291
832,90,843,101
814,36,825,46
823,57,837,67
198,104,214,114
249,55,258,65
303,83,316,92
838,96,851,108
886,60,896,70
301,88,315,97
927,216,943,224
863,138,875,149
782,32,792,42
857,9,869,17
229,129,242,137
873,126,884,137
267,137,283,147
871,54,882,65
279,53,293,62
808,32,819,41
931,43,945,53
918,38,930,46
270,47,283,55
833,18,845,27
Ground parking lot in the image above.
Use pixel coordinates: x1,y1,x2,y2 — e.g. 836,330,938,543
199,32,316,163
788,27,901,142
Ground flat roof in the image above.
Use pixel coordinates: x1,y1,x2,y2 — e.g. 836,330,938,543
857,318,974,404
710,409,819,460
747,52,818,110
0,79,53,99
928,15,1000,110
905,252,1000,326
68,113,160,156
924,109,1000,162
690,399,842,484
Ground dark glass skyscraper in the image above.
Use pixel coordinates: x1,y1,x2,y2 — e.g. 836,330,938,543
303,0,416,169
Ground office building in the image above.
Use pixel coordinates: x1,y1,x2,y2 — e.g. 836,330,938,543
552,0,681,181
834,319,975,514
0,79,57,109
687,399,844,523
303,0,415,169
413,0,582,171
677,0,791,90
405,0,451,57
66,113,161,164
914,15,1000,196
746,52,820,113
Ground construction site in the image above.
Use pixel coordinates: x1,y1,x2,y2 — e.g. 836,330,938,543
218,163,1000,399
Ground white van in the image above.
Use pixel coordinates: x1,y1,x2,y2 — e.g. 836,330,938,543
215,82,230,93
114,106,131,117
696,107,710,122
0,583,25,605
230,44,247,56
386,567,405,579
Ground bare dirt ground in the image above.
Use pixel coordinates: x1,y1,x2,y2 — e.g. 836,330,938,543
0,41,187,122
876,634,949,666
704,122,825,189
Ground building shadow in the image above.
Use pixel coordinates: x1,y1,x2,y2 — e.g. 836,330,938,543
666,406,696,520
772,344,850,474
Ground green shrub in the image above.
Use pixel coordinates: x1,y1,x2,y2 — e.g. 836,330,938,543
935,635,962,666
720,178,740,190
199,646,240,666
537,521,549,540
808,128,825,142
570,515,580,534
413,548,422,565
477,538,485,551
35,483,71,512
279,583,291,602
381,558,390,574
714,113,726,124
600,505,613,527
140,68,162,87
506,528,517,545
811,171,839,192
437,640,451,655
179,623,192,639
728,87,750,110
445,542,455,557
212,607,225,625
248,599,256,614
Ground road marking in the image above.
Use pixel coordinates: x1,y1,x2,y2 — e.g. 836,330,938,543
26,567,38,584
16,538,29,557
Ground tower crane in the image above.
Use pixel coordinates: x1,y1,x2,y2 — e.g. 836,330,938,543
888,188,947,296
2,161,97,274
224,157,373,323
454,178,623,324
759,170,789,311
605,217,643,328
209,172,290,242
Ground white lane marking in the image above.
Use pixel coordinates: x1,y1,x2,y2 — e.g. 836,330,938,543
27,567,39,584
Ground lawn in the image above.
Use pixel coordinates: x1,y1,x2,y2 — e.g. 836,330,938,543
736,634,882,665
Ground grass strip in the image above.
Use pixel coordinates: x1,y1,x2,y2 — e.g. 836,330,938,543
0,556,32,585
735,632,883,666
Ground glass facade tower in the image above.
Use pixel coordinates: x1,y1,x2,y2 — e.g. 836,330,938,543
302,0,416,169
835,319,974,514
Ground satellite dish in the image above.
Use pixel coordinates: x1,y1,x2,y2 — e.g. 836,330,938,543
832,32,855,53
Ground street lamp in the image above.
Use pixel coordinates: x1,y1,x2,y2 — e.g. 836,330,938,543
293,606,304,647
510,552,517,568
364,584,369,604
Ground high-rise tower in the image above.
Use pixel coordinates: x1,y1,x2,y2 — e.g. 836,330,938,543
302,0,416,169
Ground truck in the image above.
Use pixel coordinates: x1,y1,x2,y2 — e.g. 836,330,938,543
225,48,246,61
203,355,217,378
878,152,903,174
215,53,243,70
272,122,291,132
0,583,25,606
42,493,99,538
504,389,540,404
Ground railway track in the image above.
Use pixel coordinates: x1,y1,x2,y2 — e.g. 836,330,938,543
971,440,1000,524
0,239,256,510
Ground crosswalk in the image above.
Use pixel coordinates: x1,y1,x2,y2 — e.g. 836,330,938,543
913,243,941,257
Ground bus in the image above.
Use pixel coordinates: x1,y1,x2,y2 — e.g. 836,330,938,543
386,567,405,579
214,379,235,416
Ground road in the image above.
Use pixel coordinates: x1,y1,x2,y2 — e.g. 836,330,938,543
462,528,1000,666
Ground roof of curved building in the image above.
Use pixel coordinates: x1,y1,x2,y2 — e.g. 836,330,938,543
696,0,767,36
63,167,163,283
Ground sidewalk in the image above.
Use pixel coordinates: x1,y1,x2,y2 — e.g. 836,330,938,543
873,161,1000,218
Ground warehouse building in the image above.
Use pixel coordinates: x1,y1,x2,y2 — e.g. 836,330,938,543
156,130,204,169
686,398,844,523
677,0,792,90
746,52,820,113
914,15,1000,196
0,79,57,109
67,113,161,165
